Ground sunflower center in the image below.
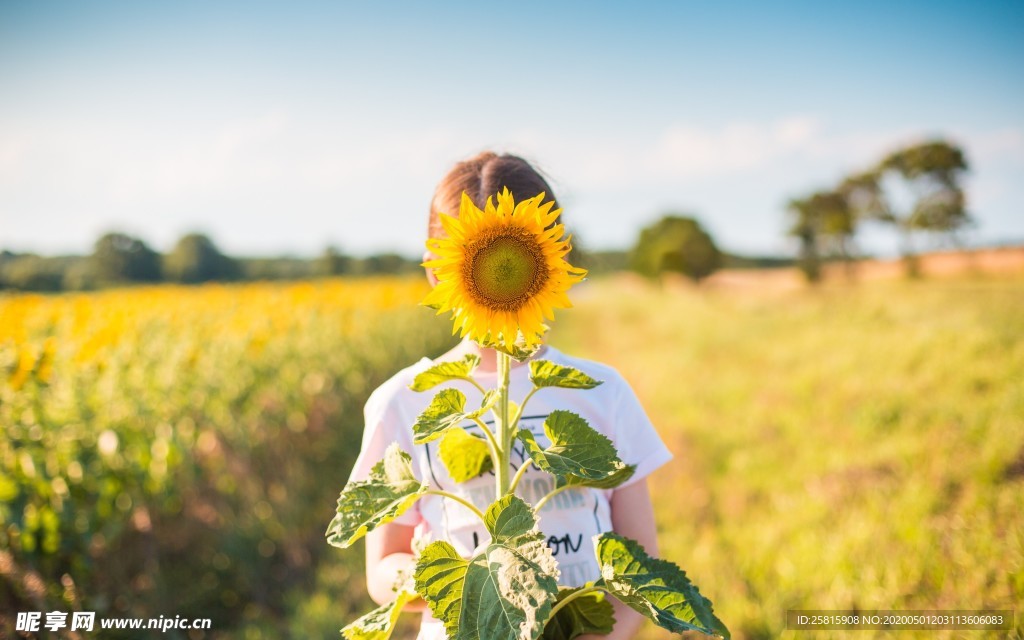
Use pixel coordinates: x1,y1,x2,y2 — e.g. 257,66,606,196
463,230,548,311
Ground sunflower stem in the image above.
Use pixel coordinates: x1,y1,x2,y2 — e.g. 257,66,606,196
510,386,539,432
470,416,502,473
495,349,513,497
508,456,534,494
545,585,607,620
535,484,575,512
424,490,486,523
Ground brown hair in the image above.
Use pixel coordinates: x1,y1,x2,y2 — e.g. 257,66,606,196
428,152,559,239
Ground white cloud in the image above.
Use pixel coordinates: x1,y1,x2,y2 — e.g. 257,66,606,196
652,116,823,177
0,133,29,176
108,111,291,201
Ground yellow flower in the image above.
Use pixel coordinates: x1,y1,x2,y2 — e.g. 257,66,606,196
422,188,586,349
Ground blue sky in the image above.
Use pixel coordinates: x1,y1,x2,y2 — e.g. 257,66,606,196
2,1,1022,257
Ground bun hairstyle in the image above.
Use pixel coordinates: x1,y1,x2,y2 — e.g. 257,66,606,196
428,152,560,239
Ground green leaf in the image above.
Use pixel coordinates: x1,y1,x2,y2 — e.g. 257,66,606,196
342,589,415,640
542,587,615,640
518,411,635,489
483,494,537,541
409,354,481,392
413,389,498,445
594,533,730,639
326,444,426,549
558,465,635,490
477,332,547,361
413,542,466,632
529,361,603,390
439,428,493,482
413,389,467,443
415,495,560,640
475,389,500,416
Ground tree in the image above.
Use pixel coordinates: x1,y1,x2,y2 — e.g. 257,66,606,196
356,253,418,275
62,259,98,291
0,255,64,291
786,197,822,283
314,246,352,277
164,233,238,283
787,189,858,282
876,140,971,275
91,232,161,284
630,215,721,282
838,170,890,223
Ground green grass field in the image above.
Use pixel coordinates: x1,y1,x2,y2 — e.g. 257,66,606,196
550,275,1024,639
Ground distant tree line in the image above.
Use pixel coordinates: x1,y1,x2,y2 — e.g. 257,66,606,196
3,222,790,292
5,211,805,292
0,232,423,292
786,139,971,282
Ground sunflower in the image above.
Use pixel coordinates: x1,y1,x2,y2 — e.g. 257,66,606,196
422,188,586,350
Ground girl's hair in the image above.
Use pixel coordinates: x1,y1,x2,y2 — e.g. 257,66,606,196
428,152,559,239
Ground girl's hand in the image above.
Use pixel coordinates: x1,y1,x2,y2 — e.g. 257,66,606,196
365,522,426,610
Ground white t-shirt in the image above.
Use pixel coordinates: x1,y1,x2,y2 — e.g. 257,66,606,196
347,345,673,640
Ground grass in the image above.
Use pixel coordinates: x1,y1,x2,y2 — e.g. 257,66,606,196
550,275,1024,640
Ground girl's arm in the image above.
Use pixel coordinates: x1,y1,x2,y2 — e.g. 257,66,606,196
580,478,659,640
364,522,426,610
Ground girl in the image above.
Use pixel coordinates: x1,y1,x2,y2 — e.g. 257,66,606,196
348,152,673,640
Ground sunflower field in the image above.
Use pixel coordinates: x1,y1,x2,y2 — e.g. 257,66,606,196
0,278,457,638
